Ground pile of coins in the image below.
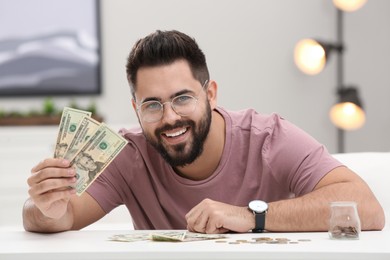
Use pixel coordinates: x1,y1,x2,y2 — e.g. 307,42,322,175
329,225,359,239
215,237,311,244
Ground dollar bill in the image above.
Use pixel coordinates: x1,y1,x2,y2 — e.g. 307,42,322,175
70,123,127,196
63,116,101,161
109,233,151,242
109,231,226,242
54,107,92,158
150,231,186,242
182,232,226,242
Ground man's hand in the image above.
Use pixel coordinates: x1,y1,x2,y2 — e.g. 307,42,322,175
27,158,77,220
185,199,254,234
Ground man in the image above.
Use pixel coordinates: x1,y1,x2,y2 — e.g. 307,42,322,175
23,30,385,234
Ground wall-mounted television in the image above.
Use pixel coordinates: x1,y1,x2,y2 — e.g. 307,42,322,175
0,0,101,96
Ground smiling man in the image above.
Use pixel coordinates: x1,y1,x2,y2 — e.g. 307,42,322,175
23,30,385,234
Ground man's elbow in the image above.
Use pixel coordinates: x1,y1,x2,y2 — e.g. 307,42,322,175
361,202,386,231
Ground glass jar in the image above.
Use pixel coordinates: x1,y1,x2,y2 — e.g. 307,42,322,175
328,201,361,240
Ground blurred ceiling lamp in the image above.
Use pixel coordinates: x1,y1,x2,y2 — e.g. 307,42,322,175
294,39,343,75
333,0,367,12
329,87,366,130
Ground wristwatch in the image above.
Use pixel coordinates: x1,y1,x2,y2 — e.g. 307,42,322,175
248,200,268,233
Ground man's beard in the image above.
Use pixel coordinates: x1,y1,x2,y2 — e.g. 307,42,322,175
144,103,212,167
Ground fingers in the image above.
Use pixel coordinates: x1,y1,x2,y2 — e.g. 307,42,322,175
26,157,77,220
28,167,75,187
186,208,207,233
31,158,70,173
186,199,228,234
29,158,75,188
28,157,76,205
28,175,77,196
186,199,253,234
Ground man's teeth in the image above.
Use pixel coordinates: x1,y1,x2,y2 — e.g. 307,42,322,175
165,128,187,137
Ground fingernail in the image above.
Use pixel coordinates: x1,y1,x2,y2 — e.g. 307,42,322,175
68,168,75,176
62,159,70,166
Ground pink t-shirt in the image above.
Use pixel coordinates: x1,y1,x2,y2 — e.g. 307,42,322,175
87,107,342,230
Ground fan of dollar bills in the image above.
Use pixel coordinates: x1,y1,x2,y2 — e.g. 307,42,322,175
54,107,127,196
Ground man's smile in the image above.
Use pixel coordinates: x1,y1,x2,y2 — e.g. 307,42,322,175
161,127,190,144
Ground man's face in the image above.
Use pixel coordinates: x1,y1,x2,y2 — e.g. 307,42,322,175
133,60,212,167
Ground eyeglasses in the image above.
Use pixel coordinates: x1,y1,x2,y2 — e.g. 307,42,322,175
137,80,209,123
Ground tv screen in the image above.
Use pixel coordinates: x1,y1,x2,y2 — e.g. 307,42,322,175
0,0,101,96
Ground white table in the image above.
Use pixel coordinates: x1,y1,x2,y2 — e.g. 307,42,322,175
1,229,389,260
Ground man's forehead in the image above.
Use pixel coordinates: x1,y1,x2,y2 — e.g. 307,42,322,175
135,60,194,87
135,80,198,102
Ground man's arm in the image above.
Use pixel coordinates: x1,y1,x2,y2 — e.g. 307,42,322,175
186,166,385,233
265,166,385,232
23,158,106,233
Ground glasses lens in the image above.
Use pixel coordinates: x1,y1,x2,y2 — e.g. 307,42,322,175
139,94,198,123
140,101,163,122
172,95,197,116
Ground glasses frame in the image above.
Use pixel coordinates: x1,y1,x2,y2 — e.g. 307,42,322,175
136,80,209,123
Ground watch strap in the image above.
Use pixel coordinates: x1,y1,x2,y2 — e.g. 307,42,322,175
252,211,266,233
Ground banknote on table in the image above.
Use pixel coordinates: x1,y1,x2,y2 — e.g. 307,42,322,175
54,107,92,158
69,123,127,196
108,233,152,242
63,116,101,161
150,231,186,242
109,231,226,242
180,232,226,242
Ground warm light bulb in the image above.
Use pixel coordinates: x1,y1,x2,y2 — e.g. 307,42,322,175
329,102,366,130
333,0,367,12
294,39,326,75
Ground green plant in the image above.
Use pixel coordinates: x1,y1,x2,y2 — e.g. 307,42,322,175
87,101,97,114
43,98,56,116
0,99,99,119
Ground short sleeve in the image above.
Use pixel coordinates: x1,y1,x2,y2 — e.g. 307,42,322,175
262,116,343,196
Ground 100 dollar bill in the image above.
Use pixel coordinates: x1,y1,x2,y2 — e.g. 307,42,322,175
69,123,127,196
54,107,91,158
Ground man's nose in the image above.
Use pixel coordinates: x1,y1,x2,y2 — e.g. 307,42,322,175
161,102,181,124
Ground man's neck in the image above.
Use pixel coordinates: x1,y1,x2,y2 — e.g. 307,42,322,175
175,110,225,181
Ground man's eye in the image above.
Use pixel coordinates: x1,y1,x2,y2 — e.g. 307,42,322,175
144,102,161,111
174,95,193,104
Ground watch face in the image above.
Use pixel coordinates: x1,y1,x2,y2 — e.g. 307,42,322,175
249,200,268,213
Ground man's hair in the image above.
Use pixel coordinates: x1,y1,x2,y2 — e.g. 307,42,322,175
126,30,210,99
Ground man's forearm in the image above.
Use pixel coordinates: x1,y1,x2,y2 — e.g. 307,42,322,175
23,198,74,233
265,181,385,232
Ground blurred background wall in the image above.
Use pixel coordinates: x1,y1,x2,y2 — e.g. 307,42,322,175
1,0,389,153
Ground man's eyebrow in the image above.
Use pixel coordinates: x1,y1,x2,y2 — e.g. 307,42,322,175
170,89,194,98
141,89,194,103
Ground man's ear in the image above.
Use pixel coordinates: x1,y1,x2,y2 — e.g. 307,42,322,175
206,80,218,110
